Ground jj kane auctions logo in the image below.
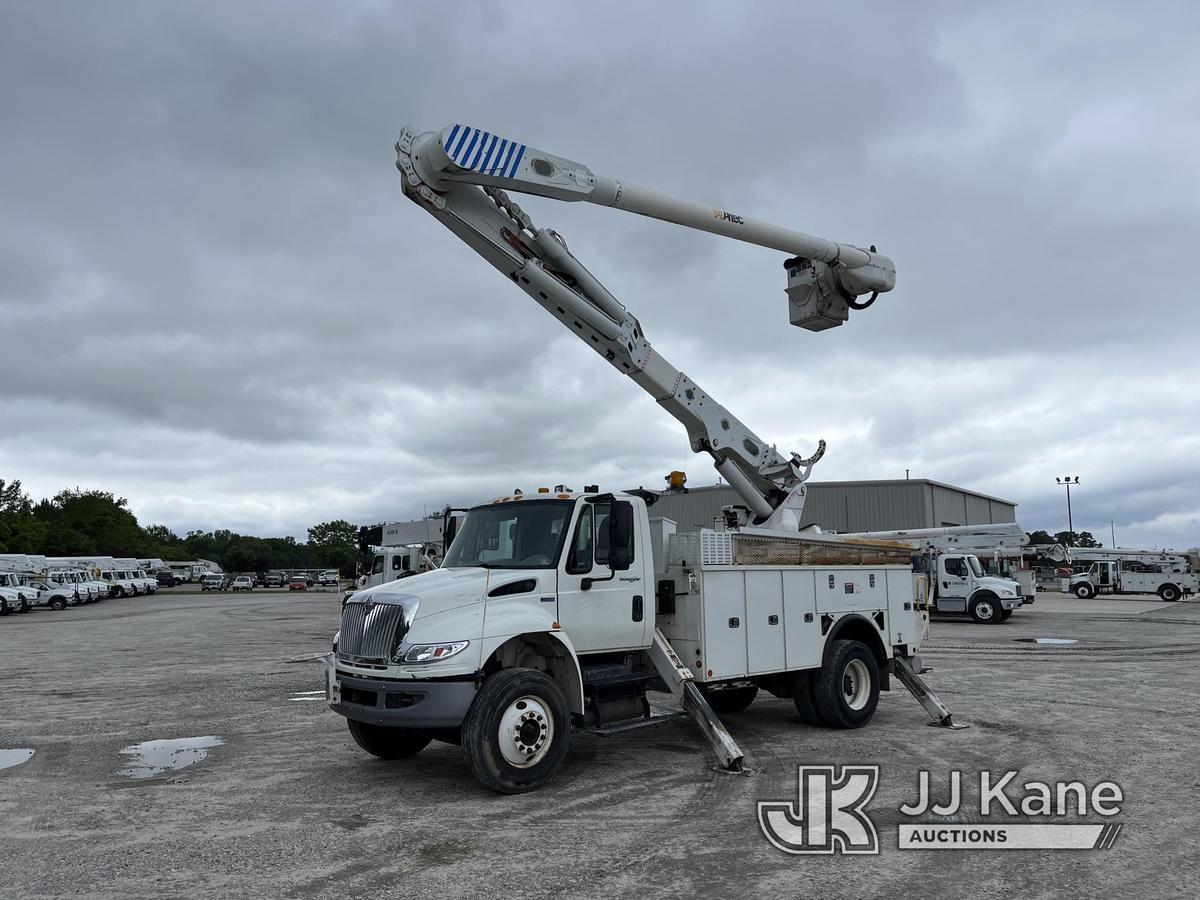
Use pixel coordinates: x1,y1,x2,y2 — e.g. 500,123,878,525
758,766,1124,854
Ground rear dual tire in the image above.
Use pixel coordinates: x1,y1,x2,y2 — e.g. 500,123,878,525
699,684,759,714
1160,584,1181,602
793,640,880,729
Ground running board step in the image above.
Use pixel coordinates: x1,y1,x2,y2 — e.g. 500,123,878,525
648,628,745,770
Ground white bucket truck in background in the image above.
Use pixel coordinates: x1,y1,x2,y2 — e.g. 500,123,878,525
50,557,136,597
841,524,1031,624
0,556,74,611
1067,557,1197,601
115,558,157,595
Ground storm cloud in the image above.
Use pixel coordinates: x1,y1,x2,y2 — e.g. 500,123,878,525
1,1,1197,548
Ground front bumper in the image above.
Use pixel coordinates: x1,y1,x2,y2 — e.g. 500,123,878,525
1001,596,1022,610
327,663,478,729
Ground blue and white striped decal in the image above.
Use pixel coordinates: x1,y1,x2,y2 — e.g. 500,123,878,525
442,124,526,178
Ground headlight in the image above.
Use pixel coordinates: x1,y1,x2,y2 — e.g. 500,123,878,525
396,641,470,664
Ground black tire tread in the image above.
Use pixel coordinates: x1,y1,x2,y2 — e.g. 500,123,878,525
813,640,880,729
461,668,570,795
346,719,432,759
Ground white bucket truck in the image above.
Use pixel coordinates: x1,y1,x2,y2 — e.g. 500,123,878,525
841,525,1031,624
1067,557,1197,601
50,557,137,597
323,123,962,794
0,555,40,614
115,558,157,595
0,556,74,611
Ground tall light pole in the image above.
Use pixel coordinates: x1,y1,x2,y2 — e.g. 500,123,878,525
1056,476,1080,544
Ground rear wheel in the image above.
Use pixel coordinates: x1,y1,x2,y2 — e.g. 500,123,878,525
813,640,880,729
699,684,758,714
969,594,1004,624
346,720,432,759
1160,584,1181,602
462,668,570,794
791,670,826,725
1073,583,1094,599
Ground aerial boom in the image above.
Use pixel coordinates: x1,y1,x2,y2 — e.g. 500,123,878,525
395,124,895,529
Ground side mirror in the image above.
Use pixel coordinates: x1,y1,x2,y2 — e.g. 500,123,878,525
607,502,634,571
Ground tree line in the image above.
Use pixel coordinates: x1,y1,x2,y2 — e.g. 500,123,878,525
0,477,360,574
1026,529,1102,548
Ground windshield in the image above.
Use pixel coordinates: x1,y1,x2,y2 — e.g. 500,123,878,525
967,556,985,578
443,500,572,570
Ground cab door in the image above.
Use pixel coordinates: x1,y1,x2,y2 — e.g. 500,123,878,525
937,555,970,612
555,499,647,654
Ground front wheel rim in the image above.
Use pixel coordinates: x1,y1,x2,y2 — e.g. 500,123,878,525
976,601,994,620
842,659,871,710
498,695,554,768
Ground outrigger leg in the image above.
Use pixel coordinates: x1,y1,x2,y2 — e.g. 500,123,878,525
649,628,745,770
891,656,969,729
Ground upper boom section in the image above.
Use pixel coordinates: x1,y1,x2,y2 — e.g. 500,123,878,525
402,123,895,330
395,123,895,530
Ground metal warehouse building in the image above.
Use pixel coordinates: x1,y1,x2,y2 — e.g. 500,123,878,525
642,479,1018,533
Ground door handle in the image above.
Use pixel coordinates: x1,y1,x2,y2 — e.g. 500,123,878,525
632,595,643,622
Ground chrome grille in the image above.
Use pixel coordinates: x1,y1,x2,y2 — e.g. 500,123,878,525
337,594,417,664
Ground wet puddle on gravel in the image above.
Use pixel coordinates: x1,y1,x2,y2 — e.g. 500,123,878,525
0,749,35,770
118,736,224,779
1014,638,1079,645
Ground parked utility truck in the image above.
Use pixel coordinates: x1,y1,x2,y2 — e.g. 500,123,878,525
842,524,1030,623
1068,559,1196,601
0,556,74,612
324,123,963,794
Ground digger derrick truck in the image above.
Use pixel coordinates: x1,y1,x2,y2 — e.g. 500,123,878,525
325,123,962,794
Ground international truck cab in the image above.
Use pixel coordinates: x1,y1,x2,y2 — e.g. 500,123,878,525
929,553,1023,623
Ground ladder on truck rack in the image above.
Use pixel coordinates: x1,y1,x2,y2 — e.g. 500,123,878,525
648,628,745,771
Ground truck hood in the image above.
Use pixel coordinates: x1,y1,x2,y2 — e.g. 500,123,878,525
350,566,489,619
978,575,1020,595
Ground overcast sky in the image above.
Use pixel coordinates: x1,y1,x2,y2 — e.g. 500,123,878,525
1,1,1197,549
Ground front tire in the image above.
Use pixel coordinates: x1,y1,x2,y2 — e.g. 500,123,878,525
813,640,880,729
699,684,758,714
461,668,570,794
49,597,67,611
1073,583,1094,599
970,594,1004,624
346,720,432,759
17,597,31,613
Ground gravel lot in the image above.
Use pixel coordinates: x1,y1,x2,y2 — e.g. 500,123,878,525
1,589,1197,899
